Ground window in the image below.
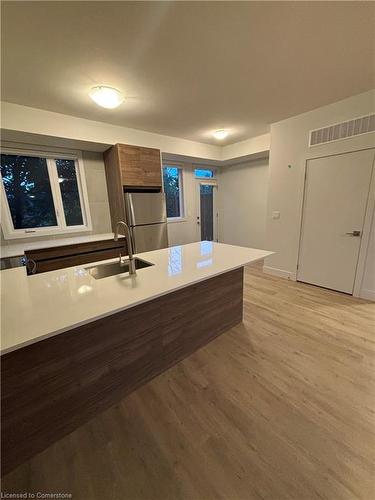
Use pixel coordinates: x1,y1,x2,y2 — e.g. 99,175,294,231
162,166,183,219
194,168,214,178
0,151,91,239
56,159,84,226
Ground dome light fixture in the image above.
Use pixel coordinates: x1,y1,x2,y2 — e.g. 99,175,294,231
213,129,229,140
89,86,124,109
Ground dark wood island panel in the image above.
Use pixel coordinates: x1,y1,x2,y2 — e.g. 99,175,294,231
1,267,243,475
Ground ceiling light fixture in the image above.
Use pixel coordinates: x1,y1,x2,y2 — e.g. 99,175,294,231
213,129,229,140
89,86,124,109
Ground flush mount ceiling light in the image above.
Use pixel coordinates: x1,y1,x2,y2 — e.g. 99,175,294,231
213,129,229,140
89,86,124,109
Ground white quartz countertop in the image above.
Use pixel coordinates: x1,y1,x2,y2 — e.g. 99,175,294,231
1,241,272,355
0,233,116,259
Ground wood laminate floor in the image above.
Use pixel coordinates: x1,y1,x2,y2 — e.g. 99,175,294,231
2,264,375,500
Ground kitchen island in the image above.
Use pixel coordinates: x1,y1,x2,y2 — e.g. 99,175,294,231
1,241,272,474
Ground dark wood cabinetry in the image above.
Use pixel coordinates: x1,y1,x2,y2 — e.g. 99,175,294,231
116,144,162,187
117,144,143,186
139,146,163,186
25,238,126,274
103,143,162,231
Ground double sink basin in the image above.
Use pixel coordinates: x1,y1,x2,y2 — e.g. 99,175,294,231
86,258,153,280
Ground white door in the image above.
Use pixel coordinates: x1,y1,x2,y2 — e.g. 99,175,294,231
298,149,374,294
196,182,218,241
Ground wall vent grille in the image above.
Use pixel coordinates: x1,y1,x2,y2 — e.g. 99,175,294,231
309,114,375,147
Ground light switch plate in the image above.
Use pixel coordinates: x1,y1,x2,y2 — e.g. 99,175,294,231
272,211,280,220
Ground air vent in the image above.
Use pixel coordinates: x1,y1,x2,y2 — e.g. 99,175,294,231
309,114,375,147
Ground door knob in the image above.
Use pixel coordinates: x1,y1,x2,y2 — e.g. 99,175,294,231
346,230,361,236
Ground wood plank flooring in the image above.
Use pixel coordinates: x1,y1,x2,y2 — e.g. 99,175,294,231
2,264,375,500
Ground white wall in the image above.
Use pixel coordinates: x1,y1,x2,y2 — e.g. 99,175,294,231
218,159,269,249
264,89,375,299
82,151,112,234
221,133,270,162
167,159,270,250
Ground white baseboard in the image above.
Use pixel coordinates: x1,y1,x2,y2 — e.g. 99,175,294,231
359,289,375,301
263,267,375,300
263,266,296,281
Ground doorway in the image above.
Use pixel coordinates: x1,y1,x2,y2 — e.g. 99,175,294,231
196,181,218,242
298,149,375,294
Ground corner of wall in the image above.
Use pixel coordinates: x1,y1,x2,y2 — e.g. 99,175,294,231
359,289,375,301
221,133,271,162
262,265,297,281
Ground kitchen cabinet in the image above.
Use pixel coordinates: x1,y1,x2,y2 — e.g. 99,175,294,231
25,238,126,275
104,143,162,188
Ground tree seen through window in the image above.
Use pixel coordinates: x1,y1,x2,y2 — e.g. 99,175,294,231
163,166,181,218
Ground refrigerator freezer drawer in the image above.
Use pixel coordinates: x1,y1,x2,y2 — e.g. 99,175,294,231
126,192,167,226
132,223,169,253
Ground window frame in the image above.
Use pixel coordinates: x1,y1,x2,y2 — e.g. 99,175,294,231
162,163,185,222
194,167,216,179
0,148,92,239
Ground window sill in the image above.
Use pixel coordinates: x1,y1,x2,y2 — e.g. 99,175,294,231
167,217,187,224
2,225,92,240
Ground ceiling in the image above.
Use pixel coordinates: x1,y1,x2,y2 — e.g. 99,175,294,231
1,1,374,146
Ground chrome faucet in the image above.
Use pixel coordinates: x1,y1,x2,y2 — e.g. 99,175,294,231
114,221,136,275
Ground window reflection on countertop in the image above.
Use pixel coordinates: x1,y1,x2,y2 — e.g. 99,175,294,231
168,245,183,276
200,240,213,256
197,258,213,269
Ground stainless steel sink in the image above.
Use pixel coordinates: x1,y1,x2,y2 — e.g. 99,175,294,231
86,258,153,280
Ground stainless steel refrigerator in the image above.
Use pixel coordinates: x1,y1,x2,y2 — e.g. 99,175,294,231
124,192,169,253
